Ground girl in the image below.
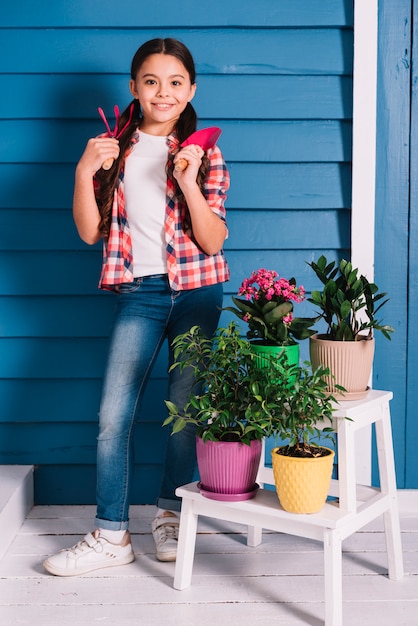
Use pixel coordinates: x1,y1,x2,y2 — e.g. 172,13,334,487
44,38,230,576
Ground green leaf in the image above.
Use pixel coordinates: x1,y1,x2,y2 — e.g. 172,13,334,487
261,301,277,314
339,300,352,319
172,418,187,434
264,301,292,322
164,400,179,414
230,297,255,315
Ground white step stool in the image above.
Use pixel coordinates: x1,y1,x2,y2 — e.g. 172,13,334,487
173,389,404,626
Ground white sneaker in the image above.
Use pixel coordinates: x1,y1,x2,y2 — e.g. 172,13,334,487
151,512,179,562
43,530,134,576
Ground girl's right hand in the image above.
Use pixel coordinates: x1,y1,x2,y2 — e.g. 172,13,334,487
77,137,120,175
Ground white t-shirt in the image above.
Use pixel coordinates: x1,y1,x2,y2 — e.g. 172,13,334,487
124,131,168,277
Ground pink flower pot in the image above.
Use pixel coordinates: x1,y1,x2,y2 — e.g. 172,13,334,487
196,437,262,501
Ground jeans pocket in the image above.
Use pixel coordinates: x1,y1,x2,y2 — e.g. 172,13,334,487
116,279,142,294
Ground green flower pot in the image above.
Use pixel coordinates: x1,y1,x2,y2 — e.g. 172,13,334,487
250,342,299,383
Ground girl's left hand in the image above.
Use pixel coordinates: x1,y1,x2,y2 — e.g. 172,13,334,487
173,144,204,184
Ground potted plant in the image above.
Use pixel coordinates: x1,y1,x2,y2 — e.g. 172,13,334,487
271,360,342,514
307,255,394,399
224,268,317,368
164,322,290,501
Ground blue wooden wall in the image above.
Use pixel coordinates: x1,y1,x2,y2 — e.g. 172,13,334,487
0,0,376,504
374,0,417,488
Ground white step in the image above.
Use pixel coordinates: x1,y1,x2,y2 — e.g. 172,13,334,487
0,466,34,560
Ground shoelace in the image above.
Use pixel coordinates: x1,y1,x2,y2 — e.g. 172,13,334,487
159,523,178,540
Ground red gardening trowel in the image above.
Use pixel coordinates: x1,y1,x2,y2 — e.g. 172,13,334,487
174,126,222,172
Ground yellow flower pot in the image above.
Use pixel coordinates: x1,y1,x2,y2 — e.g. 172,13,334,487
271,446,335,514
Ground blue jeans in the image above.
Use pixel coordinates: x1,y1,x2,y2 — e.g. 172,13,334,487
95,274,223,531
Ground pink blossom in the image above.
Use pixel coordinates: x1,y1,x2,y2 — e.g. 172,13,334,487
238,269,306,306
233,268,314,346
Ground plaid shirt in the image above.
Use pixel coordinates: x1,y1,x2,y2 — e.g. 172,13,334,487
98,131,230,291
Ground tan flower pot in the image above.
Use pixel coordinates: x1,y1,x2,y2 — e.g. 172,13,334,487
309,333,375,400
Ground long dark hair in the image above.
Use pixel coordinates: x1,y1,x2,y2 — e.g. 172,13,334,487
95,38,208,238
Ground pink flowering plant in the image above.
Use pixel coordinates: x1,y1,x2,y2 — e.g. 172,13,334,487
225,268,318,346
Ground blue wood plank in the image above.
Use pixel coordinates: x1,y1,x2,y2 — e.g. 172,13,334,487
0,251,103,295
0,296,115,337
0,249,349,296
0,240,347,333
405,0,418,488
2,1,353,28
221,121,352,163
0,337,107,379
227,163,351,209
34,465,98,505
2,120,352,164
0,29,353,75
0,380,103,423
0,422,170,465
1,165,74,209
0,75,353,120
0,337,169,379
374,0,411,487
0,246,345,333
226,210,350,250
0,163,351,210
34,464,166,505
0,211,82,250
224,249,350,294
0,208,349,252
0,378,168,423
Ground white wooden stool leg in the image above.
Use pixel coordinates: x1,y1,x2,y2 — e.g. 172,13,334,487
336,417,357,513
375,406,404,580
323,529,343,626
173,498,198,590
247,525,262,547
247,437,266,546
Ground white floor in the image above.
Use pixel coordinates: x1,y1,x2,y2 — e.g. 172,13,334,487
0,497,417,626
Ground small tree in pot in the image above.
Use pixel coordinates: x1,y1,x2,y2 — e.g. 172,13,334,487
273,361,340,458
164,322,290,500
271,361,343,513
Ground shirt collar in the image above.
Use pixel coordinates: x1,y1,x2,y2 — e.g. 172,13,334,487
129,128,179,153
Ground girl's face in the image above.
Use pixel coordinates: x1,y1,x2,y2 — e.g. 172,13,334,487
130,53,196,136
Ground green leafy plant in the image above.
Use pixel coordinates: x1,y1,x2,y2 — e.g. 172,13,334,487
274,361,343,458
164,322,290,445
307,255,394,341
224,268,317,346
